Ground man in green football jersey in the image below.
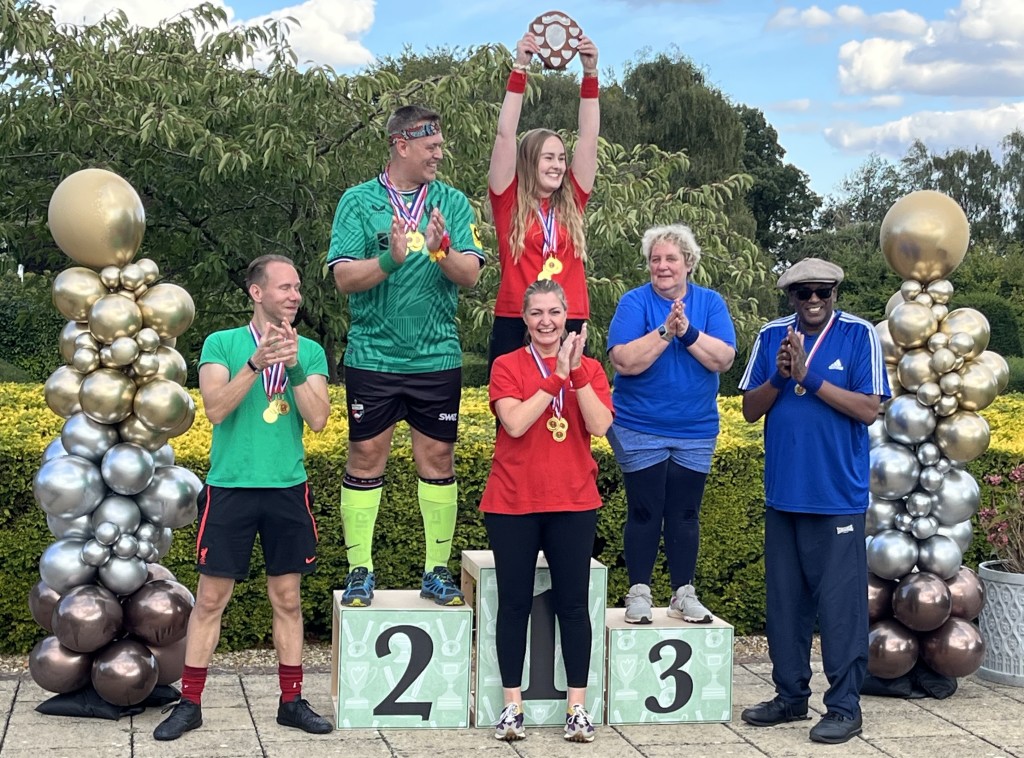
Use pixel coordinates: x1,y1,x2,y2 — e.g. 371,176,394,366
327,104,484,608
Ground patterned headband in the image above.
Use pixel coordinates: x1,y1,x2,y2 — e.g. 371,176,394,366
388,120,441,145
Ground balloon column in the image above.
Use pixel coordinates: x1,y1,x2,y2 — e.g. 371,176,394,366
866,190,1005,681
29,169,199,707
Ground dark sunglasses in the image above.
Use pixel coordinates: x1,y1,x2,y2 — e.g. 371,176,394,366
792,286,834,301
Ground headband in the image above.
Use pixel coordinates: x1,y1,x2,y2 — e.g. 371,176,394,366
388,120,441,145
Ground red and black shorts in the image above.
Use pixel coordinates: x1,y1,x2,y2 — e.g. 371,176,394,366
195,483,319,580
344,366,462,443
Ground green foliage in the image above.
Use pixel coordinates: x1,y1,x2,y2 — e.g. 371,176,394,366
461,352,488,387
0,272,64,381
0,359,34,382
1005,357,1024,394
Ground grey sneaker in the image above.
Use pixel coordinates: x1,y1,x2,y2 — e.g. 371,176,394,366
667,584,712,623
564,703,595,742
494,702,525,741
624,583,653,624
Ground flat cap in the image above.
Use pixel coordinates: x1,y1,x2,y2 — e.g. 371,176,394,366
777,258,845,290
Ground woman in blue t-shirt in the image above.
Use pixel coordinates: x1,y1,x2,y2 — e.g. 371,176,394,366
606,223,737,624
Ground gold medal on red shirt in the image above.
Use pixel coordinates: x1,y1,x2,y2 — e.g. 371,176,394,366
552,427,567,442
544,257,563,275
546,417,559,432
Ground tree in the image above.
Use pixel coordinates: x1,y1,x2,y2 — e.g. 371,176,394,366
820,154,905,230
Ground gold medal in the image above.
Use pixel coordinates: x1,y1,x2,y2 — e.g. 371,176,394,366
543,257,563,275
406,230,425,251
557,418,569,433
552,428,567,443
546,417,559,432
263,404,279,424
536,269,552,281
795,385,806,396
276,399,290,416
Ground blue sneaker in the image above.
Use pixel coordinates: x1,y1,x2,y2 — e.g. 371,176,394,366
420,566,464,606
341,567,375,607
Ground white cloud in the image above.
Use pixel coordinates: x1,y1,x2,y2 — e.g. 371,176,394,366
954,0,1024,41
48,0,232,27
767,3,926,36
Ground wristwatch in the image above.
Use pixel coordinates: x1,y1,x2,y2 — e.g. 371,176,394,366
657,324,672,342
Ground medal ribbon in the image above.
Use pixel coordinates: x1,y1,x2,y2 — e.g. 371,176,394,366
798,311,837,372
528,344,563,419
248,323,288,399
536,203,557,256
380,167,429,231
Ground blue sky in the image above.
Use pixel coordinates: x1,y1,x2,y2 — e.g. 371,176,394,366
46,1,1024,197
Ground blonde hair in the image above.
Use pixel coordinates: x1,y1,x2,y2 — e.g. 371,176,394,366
640,224,702,270
510,129,587,264
522,280,569,344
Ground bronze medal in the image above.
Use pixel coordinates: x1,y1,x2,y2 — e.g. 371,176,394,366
276,398,290,416
794,385,806,396
546,417,559,432
406,230,425,252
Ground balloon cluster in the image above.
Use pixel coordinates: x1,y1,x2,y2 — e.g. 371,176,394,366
866,190,1005,680
29,169,199,707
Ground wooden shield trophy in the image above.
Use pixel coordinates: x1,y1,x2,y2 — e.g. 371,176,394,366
529,11,582,70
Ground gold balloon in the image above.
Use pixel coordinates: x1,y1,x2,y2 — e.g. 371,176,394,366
897,348,938,392
135,327,161,353
916,382,941,407
100,266,122,289
885,364,905,397
78,368,136,425
137,284,195,339
914,292,934,307
926,279,954,305
161,336,177,349
947,331,976,358
115,288,137,301
118,415,169,451
939,309,989,359
44,366,85,418
60,321,91,364
131,352,160,378
133,284,148,299
133,379,190,433
939,371,963,395
935,395,959,417
931,304,949,322
48,169,145,268
934,410,990,464
880,190,970,281
167,394,196,439
151,346,188,385
74,332,100,352
72,347,100,374
929,347,956,374
885,291,905,318
88,295,143,344
889,302,938,349
109,336,141,367
99,345,117,367
901,280,924,300
957,361,998,412
927,332,949,353
973,350,1009,394
52,267,108,321
136,258,160,285
876,320,903,365
120,263,145,291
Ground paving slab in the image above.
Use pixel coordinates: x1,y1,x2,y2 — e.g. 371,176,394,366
615,722,743,745
866,734,1017,758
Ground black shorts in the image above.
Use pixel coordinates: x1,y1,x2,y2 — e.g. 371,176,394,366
487,316,588,380
345,366,461,443
195,483,319,580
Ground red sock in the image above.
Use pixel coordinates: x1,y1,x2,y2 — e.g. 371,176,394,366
180,665,208,705
279,664,303,702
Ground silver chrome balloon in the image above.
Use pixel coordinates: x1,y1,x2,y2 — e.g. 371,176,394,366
134,466,202,529
153,528,174,560
937,520,975,553
39,538,97,594
911,515,940,540
42,438,68,464
870,443,922,500
867,529,919,580
98,556,149,596
918,466,944,493
81,539,112,567
917,535,962,580
33,455,105,519
118,414,170,452
93,521,121,546
866,496,900,536
47,512,94,540
61,412,120,463
894,511,914,532
906,491,933,517
884,395,936,445
92,495,143,536
151,444,175,468
868,416,890,447
100,443,155,496
930,468,980,525
917,442,941,467
113,534,140,559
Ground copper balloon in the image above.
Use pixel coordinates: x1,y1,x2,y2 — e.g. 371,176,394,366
920,617,985,678
88,294,143,344
78,367,136,425
973,351,1009,394
133,378,190,433
888,302,938,349
939,309,989,359
892,571,952,632
29,636,93,694
868,619,920,679
149,637,187,686
137,283,195,339
48,168,145,268
123,579,194,647
53,267,108,321
897,348,937,392
934,410,990,464
868,573,896,622
947,566,985,620
879,190,969,281
52,584,124,653
44,365,85,419
956,360,998,412
29,580,62,633
91,639,158,706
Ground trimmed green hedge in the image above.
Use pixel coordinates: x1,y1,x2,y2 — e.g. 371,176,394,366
1,383,1021,654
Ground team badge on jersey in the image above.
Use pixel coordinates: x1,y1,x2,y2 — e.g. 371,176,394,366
351,402,364,422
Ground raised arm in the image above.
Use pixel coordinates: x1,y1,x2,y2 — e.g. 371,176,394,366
571,35,600,194
489,33,538,194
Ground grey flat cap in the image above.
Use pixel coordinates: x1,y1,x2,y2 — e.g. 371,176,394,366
777,258,845,290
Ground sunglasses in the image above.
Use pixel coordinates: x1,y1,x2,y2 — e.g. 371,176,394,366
792,286,834,301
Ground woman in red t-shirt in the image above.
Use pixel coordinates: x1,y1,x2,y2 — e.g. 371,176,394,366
480,280,613,743
487,31,600,375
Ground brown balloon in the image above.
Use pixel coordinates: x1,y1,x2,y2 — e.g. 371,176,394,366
146,563,176,583
868,573,896,623
29,580,62,633
868,619,919,679
892,571,952,632
91,639,158,706
947,566,986,620
52,584,125,654
148,636,187,685
123,579,194,647
921,617,985,678
29,636,93,694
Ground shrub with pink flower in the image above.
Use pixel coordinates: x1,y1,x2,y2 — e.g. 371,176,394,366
979,462,1024,573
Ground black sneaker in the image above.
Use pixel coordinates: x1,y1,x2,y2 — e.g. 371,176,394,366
153,700,202,741
809,711,863,744
277,697,332,734
740,696,809,726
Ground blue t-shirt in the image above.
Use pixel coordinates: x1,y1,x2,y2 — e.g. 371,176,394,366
607,282,736,438
738,311,890,515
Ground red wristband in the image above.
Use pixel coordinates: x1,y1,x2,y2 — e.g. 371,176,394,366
580,75,599,98
507,70,527,94
540,373,564,396
569,367,589,388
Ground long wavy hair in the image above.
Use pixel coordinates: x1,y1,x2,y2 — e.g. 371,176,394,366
510,129,587,264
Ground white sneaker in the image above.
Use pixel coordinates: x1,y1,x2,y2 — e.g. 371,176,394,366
667,584,712,623
564,703,595,742
624,583,653,624
494,702,525,741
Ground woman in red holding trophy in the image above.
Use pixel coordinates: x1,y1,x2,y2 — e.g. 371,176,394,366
487,21,600,374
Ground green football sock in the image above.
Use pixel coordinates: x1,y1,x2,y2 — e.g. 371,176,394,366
419,479,458,572
340,483,382,572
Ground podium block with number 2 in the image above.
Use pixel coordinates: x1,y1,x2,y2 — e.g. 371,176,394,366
330,590,473,729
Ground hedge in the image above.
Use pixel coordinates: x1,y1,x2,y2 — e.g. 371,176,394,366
1,383,1021,654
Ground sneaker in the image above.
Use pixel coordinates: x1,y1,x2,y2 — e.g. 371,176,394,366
420,565,465,606
624,583,653,624
740,696,810,726
153,699,202,741
667,584,712,623
277,697,332,734
493,702,525,741
809,711,862,744
564,703,596,743
341,567,375,607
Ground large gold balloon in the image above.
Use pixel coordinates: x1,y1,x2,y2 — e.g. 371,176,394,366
59,321,91,364
934,410,990,464
52,267,108,321
973,350,1009,394
137,284,195,339
79,368,136,425
167,394,196,439
884,291,905,318
44,366,85,419
880,190,970,281
897,348,938,392
134,379,190,433
957,361,998,412
143,346,188,385
876,320,902,365
48,168,145,268
939,308,989,359
885,364,904,397
888,302,938,349
118,415,170,451
88,294,143,344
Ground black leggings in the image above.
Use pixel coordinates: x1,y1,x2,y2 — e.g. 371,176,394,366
622,459,708,589
487,316,588,380
484,509,598,689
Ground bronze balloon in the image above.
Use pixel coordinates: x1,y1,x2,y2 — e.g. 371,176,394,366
892,571,952,632
888,302,938,349
59,321,91,364
52,584,124,654
123,579,194,647
956,361,998,412
29,580,62,633
44,365,85,419
133,379,190,433
118,414,170,452
868,573,896,623
136,257,160,285
946,566,985,620
99,265,122,289
137,283,196,339
897,348,938,392
973,350,1010,394
47,168,145,268
78,367,136,425
876,320,902,365
934,410,990,464
88,294,143,344
939,309,989,359
926,279,954,304
29,636,93,694
149,637,187,686
91,639,158,706
52,267,108,321
867,619,919,679
879,190,970,281
920,617,985,678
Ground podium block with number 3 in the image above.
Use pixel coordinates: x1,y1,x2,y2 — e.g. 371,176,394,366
330,590,473,729
461,550,607,728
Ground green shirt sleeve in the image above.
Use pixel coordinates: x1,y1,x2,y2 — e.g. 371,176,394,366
444,188,485,260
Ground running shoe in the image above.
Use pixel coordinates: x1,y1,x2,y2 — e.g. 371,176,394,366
564,703,596,743
493,702,525,741
667,584,712,623
420,565,465,606
341,567,375,607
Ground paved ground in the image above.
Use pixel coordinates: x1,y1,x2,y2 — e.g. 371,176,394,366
4,660,1024,758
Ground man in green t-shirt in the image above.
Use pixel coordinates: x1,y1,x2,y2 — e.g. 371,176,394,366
155,255,333,741
327,104,484,608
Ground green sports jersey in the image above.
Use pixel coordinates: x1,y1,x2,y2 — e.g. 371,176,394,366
199,326,329,488
327,176,484,374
